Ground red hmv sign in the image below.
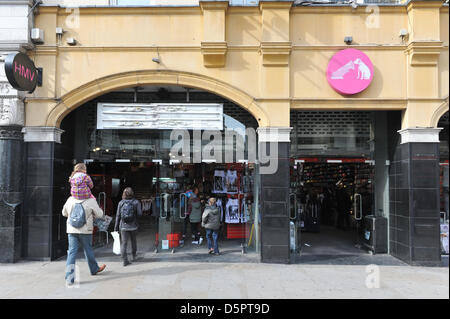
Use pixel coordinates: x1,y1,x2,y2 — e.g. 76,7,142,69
4,52,38,92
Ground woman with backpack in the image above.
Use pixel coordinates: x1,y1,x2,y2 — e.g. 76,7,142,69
115,187,142,266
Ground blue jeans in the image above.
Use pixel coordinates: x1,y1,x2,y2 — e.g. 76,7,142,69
206,229,219,253
65,233,100,282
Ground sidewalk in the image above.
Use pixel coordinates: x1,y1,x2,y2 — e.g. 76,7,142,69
0,247,448,299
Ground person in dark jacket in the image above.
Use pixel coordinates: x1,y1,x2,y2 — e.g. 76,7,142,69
202,197,221,255
115,187,142,266
335,182,352,231
188,187,203,245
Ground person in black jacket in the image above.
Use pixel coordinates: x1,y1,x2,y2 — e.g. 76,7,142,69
335,181,352,231
115,187,142,266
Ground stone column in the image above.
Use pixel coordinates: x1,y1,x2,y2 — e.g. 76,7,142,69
21,127,64,260
389,128,442,266
257,127,292,264
0,56,25,263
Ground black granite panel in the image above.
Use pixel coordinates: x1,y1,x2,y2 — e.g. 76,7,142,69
262,201,289,217
396,189,410,217
26,158,54,187
410,143,439,159
26,142,53,158
23,186,53,216
261,245,290,264
412,247,440,263
260,160,290,188
411,220,440,248
410,160,439,189
395,242,412,263
24,215,50,245
396,160,410,189
410,189,439,218
0,226,21,263
262,188,289,203
24,243,50,259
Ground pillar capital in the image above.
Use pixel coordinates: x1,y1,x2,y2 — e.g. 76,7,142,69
22,126,64,143
398,127,443,144
257,126,292,143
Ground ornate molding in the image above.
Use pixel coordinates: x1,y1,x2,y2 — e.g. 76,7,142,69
0,97,24,126
259,42,292,66
0,126,23,141
201,42,228,68
405,41,443,66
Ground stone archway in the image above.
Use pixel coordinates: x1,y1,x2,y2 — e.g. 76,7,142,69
45,69,270,128
430,97,449,128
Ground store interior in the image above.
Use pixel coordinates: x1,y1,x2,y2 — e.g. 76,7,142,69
86,161,259,258
290,161,375,259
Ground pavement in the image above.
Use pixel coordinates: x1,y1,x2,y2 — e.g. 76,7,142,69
0,242,448,299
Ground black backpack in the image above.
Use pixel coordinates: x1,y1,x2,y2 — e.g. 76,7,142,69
121,200,135,223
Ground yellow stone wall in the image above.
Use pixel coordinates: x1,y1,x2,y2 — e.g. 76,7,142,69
26,1,449,130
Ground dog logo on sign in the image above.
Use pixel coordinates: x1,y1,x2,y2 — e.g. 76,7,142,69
327,49,374,95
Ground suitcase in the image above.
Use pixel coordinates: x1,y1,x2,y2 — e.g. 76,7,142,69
304,202,320,233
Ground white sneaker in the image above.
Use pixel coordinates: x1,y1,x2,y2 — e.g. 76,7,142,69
199,237,204,245
192,241,198,245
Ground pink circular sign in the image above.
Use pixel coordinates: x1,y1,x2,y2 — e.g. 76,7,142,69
326,49,374,95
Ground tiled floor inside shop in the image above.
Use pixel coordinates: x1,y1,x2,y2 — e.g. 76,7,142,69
83,216,260,264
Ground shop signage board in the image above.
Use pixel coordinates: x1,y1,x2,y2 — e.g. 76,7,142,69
4,52,38,92
326,48,374,95
97,103,223,130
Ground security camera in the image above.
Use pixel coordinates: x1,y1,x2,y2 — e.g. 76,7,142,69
344,36,353,45
399,29,409,39
152,57,160,64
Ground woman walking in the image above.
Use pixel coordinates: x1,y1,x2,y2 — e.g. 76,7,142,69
202,197,221,255
115,187,142,266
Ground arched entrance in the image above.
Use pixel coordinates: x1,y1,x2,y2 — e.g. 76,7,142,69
52,83,262,262
45,70,270,129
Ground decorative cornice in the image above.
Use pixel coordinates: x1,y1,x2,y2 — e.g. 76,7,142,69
259,42,291,66
259,1,293,11
405,41,443,66
407,0,444,12
22,126,64,144
0,126,23,141
199,1,229,12
257,127,292,143
201,42,227,68
398,127,443,144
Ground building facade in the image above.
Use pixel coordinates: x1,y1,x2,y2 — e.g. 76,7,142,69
0,0,448,265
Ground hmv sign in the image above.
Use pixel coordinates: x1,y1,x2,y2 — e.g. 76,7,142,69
4,52,38,92
326,49,374,95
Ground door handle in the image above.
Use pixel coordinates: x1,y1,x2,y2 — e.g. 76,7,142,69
179,193,187,219
354,193,362,221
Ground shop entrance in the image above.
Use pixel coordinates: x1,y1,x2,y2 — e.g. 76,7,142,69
85,161,258,260
289,158,375,261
